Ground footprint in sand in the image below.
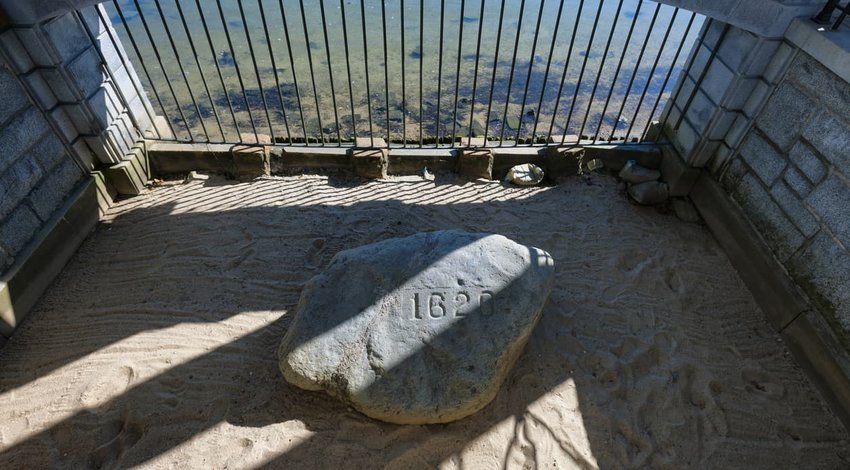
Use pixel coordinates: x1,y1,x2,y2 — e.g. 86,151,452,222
79,365,135,408
89,413,144,468
741,364,786,399
304,238,326,268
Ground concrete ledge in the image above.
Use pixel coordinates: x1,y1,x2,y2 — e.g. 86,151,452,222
149,142,237,176
270,147,351,172
389,149,456,174
351,148,388,179
457,148,494,180
0,0,103,25
786,17,850,85
782,309,850,429
690,170,850,429
0,176,100,339
584,145,662,171
655,0,823,38
149,143,665,181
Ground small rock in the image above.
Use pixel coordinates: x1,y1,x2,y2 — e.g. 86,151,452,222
184,171,209,183
505,163,545,186
586,159,605,172
422,167,435,181
618,159,660,184
628,181,669,205
278,230,555,424
672,197,701,223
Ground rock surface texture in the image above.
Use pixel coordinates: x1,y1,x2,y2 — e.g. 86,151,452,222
278,230,555,424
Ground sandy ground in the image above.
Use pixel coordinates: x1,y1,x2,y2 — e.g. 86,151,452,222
0,173,847,469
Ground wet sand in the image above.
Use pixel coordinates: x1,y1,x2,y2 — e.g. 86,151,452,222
0,173,847,468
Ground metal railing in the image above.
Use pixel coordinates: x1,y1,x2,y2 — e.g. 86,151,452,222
814,0,849,30
102,0,703,147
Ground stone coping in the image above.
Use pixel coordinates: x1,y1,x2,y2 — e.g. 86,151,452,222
786,17,850,85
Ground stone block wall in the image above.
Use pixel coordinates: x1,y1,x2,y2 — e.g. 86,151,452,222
0,4,153,276
663,20,798,173
0,51,85,273
721,51,850,347
662,4,850,358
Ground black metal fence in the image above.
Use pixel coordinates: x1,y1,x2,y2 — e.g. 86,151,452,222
814,1,850,30
100,0,703,147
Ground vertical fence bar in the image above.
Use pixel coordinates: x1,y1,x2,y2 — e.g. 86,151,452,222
258,0,293,145
194,0,242,141
529,0,566,143
635,11,698,141
466,0,487,143
318,0,343,145
498,0,527,145
77,7,146,138
673,19,727,132
435,0,446,146
577,0,625,142
450,0,466,148
128,0,192,139
381,0,391,144
418,0,424,146
547,0,585,143
609,2,661,142
561,0,605,143
592,0,643,143
98,5,165,140
298,0,326,145
278,0,308,144
400,0,407,146
152,0,211,142
515,0,547,145
359,0,375,147
215,0,258,142
339,0,358,143
106,0,702,148
482,0,507,147
171,0,226,142
237,0,276,143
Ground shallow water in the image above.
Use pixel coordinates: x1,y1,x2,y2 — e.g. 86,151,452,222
106,0,703,144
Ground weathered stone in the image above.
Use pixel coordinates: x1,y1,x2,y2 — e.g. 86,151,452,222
755,82,815,151
788,141,826,185
542,147,582,181
232,144,269,182
351,148,388,179
505,163,544,186
770,180,819,238
619,160,660,184
457,148,493,179
738,131,785,186
733,173,804,261
628,181,669,205
789,231,850,347
278,230,555,424
803,112,850,178
783,166,813,198
807,175,850,248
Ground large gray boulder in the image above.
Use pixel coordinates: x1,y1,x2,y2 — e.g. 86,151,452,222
278,230,555,424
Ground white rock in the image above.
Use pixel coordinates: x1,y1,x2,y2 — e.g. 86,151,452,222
505,163,545,186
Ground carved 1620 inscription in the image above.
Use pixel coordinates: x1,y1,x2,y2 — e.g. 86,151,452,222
405,289,496,319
